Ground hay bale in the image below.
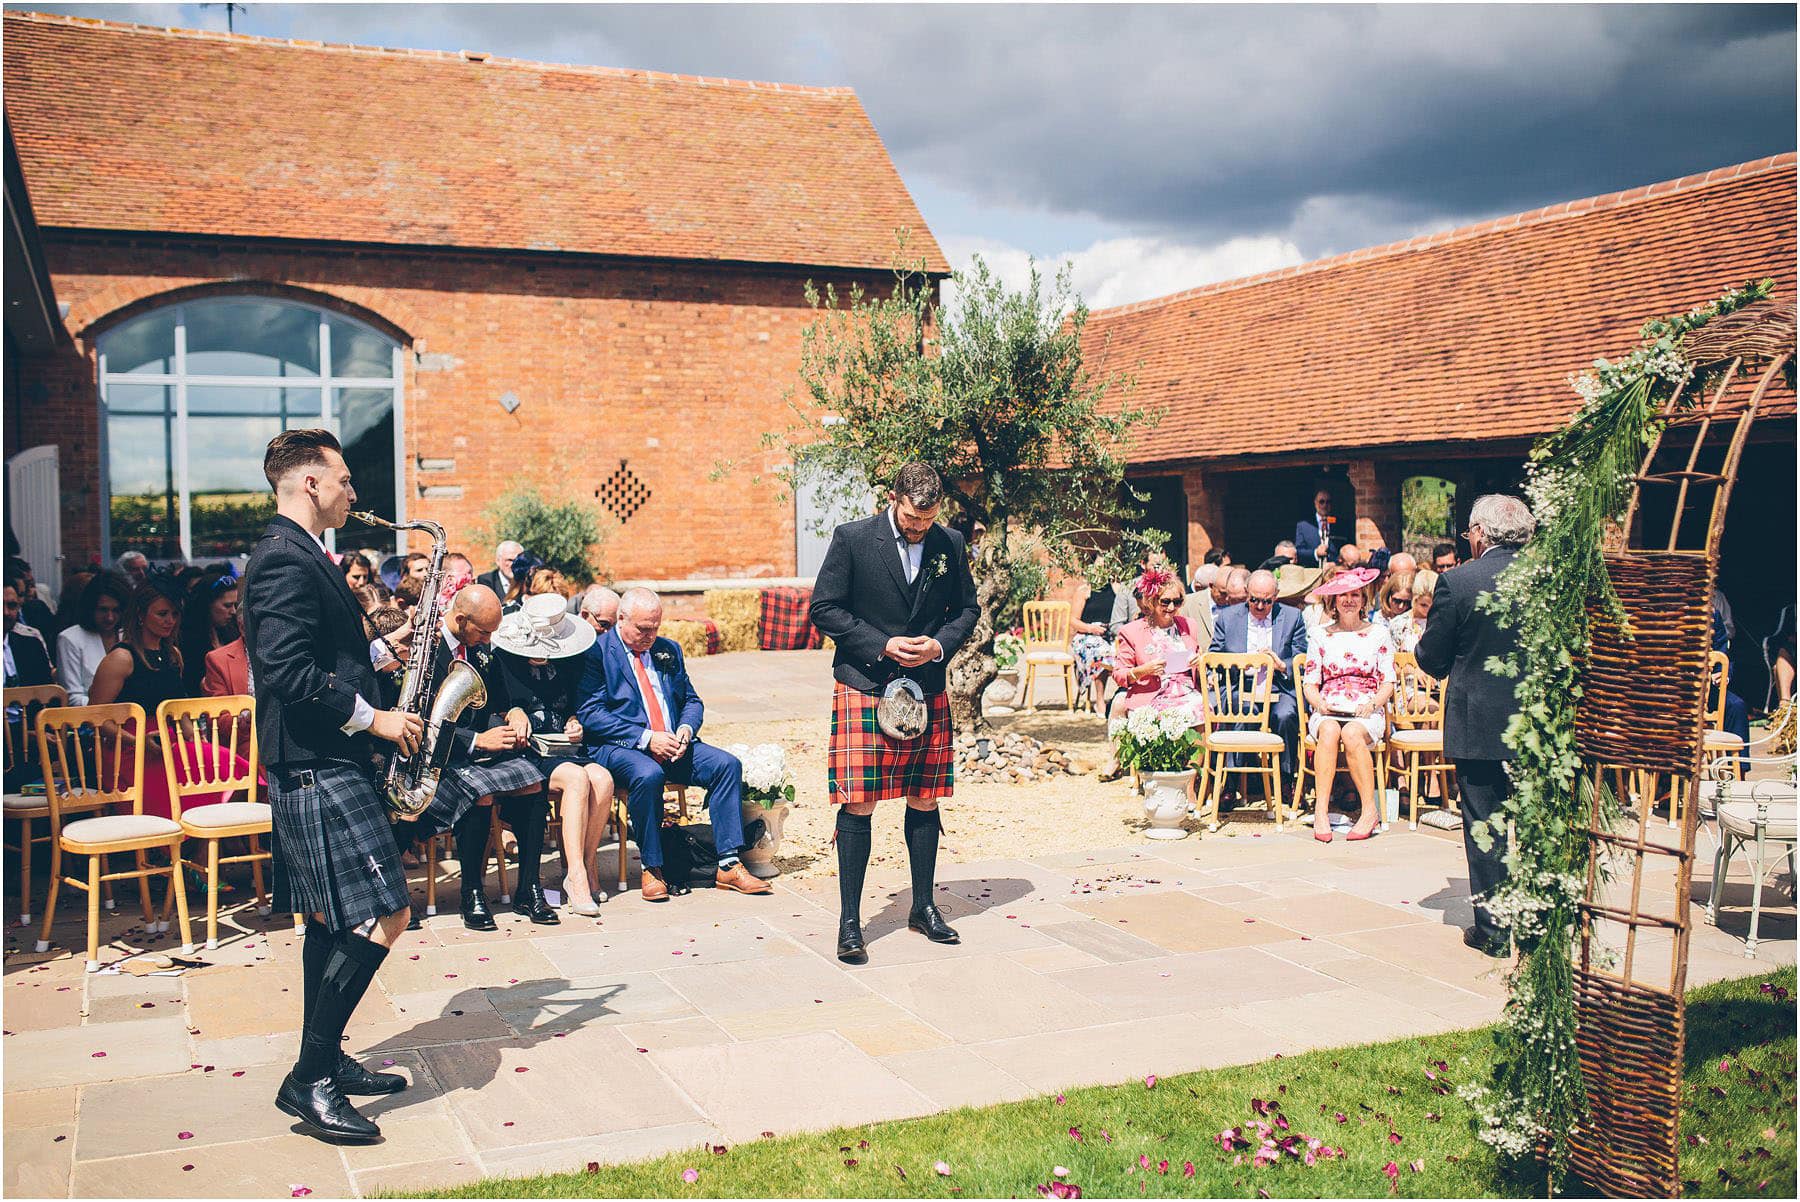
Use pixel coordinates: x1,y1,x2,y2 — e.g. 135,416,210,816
715,615,759,653
705,588,761,627
662,619,710,659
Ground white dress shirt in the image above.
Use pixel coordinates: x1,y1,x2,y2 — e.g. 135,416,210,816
619,628,675,750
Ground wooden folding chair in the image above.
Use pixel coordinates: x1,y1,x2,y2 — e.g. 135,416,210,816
34,703,194,971
611,782,693,892
1197,652,1287,828
5,684,109,927
1021,601,1078,711
1391,652,1456,829
1292,654,1390,824
155,695,277,949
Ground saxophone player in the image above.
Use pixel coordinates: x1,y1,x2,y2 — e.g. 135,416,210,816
244,430,425,1145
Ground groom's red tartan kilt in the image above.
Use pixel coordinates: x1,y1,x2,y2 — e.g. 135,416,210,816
827,683,954,807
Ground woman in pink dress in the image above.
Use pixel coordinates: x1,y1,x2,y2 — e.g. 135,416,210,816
1301,567,1394,843
1110,567,1205,724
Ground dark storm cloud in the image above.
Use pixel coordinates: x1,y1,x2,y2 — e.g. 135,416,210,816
18,3,1796,254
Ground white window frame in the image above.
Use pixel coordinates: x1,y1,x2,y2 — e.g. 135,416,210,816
97,298,405,562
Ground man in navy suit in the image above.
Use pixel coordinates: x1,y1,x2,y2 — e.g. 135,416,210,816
1209,569,1308,777
1293,485,1338,568
577,587,770,901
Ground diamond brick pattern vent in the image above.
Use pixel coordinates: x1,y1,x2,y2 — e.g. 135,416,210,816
597,461,651,524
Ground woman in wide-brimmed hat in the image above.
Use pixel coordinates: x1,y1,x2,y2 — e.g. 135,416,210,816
1301,566,1394,843
491,593,612,916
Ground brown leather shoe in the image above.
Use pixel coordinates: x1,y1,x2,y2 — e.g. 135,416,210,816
715,863,773,895
640,868,670,902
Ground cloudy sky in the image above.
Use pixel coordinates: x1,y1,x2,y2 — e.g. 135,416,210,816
15,2,1795,308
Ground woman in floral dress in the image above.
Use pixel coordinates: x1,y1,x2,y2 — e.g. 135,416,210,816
1302,567,1394,842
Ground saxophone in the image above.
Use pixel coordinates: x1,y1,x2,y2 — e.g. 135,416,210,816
348,511,488,817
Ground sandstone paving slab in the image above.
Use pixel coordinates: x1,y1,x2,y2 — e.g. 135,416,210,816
840,1016,953,1057
182,963,307,1041
1249,877,1342,898
5,1122,73,1198
712,994,926,1043
1034,918,1173,964
1048,946,1338,1016
1066,890,1300,952
336,1099,473,1175
536,916,804,978
1256,936,1376,968
1223,889,1428,937
857,954,1112,1044
5,1083,76,1128
1004,943,1110,973
82,969,187,1025
969,1011,1282,1093
473,1122,724,1182
1326,924,1511,997
373,938,561,996
1218,984,1449,1049
878,1045,1038,1111
349,987,517,1054
933,858,1082,905
4,1015,193,1090
70,1133,353,1199
611,1015,735,1052
1030,845,1170,873
1313,954,1502,1024
656,949,876,1019
481,970,700,1032
421,1022,702,1151
652,1030,935,1143
189,1031,299,1072
4,975,86,1031
351,1154,487,1197
78,1061,299,1158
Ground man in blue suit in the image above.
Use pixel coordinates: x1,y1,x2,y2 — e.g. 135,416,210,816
1293,485,1338,569
1209,569,1308,777
577,587,770,901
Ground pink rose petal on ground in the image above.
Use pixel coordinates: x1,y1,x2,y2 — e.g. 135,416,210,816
291,1189,313,1198
1388,1131,1402,1145
680,1168,699,1184
1410,1158,1425,1173
935,1161,952,1176
1138,1155,1151,1170
1144,1074,1157,1089
513,1066,529,1072
231,1071,245,1078
381,1059,396,1066
1719,1057,1732,1072
177,1131,194,1140
91,1052,106,1058
1054,1166,1069,1177
182,1164,194,1172
1054,1094,1066,1105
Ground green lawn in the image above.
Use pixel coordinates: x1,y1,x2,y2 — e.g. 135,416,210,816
418,969,1795,1199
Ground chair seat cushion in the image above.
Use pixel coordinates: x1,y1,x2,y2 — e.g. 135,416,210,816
6,787,107,813
61,814,182,845
1704,730,1746,749
1206,730,1284,749
4,792,49,813
181,801,273,831
1718,798,1798,840
1390,729,1443,749
1024,650,1073,663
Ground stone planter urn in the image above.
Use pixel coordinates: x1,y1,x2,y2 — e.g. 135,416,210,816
740,801,791,879
1141,770,1196,840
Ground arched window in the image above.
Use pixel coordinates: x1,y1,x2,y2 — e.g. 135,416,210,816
98,297,404,562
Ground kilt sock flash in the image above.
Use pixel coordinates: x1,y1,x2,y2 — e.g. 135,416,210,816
835,808,872,923
294,933,389,1081
904,806,942,910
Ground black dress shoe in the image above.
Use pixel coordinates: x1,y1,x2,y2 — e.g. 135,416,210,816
274,1072,382,1144
406,908,422,931
460,887,497,932
512,884,560,926
908,904,961,945
836,918,868,965
335,1052,407,1096
1462,927,1509,958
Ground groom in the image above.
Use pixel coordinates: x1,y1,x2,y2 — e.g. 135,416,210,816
809,462,981,964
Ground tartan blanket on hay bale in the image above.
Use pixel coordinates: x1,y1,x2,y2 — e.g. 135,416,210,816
758,585,828,650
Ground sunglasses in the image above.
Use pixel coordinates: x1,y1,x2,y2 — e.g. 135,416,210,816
1247,596,1275,608
1390,595,1413,606
1152,595,1183,607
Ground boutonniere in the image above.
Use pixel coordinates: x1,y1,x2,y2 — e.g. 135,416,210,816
928,554,949,580
651,648,677,672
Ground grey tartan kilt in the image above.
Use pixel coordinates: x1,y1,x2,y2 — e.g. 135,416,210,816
429,753,544,818
268,761,411,931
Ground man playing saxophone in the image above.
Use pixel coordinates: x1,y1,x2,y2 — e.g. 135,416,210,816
243,430,425,1145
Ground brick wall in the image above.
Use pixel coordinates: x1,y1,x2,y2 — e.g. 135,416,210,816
23,233,893,580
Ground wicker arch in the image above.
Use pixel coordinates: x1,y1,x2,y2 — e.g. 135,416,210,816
1569,297,1795,1196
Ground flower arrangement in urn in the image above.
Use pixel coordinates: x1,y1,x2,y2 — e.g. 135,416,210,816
1109,708,1204,839
726,742,793,878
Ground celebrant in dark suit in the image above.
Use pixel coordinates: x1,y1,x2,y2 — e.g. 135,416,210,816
1414,493,1536,959
243,429,424,1144
809,462,981,965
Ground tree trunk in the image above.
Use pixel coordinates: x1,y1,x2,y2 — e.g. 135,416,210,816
948,548,1008,732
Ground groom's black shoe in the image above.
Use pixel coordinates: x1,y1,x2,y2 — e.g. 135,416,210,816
908,904,960,945
1462,926,1509,959
334,1052,407,1096
275,1073,382,1143
836,918,868,965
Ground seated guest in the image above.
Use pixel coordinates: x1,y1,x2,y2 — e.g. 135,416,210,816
53,570,97,637
6,559,58,636
4,583,55,687
1374,571,1415,632
498,551,545,609
1110,567,1204,725
1385,551,1418,579
1383,573,1430,654
1295,485,1338,567
478,540,523,599
1430,542,1459,574
394,574,425,611
419,584,554,929
403,551,430,583
179,572,241,693
1069,575,1116,712
1301,563,1342,643
1258,540,1299,572
491,594,616,916
340,552,372,591
116,550,150,588
1301,567,1393,843
578,586,621,635
1182,564,1220,649
445,553,475,582
1712,599,1749,770
1209,568,1307,777
56,571,129,704
578,587,769,900
1338,543,1364,569
506,566,566,614
1204,547,1230,568
202,608,252,698
1107,550,1168,638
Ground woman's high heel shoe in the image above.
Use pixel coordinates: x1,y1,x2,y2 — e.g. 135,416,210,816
1313,830,1333,844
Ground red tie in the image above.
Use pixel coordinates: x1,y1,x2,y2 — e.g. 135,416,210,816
454,643,467,662
631,654,668,732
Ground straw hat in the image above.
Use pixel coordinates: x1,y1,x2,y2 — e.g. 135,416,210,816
1275,564,1322,604
492,592,595,660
